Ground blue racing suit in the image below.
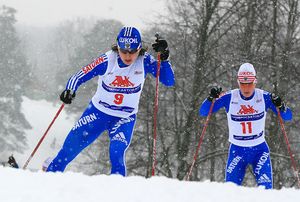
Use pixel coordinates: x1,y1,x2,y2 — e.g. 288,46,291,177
199,89,292,189
47,51,175,176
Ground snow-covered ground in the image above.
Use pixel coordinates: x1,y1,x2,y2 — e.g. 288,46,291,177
0,167,299,202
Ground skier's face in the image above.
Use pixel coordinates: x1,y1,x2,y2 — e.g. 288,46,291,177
118,48,141,65
239,82,256,98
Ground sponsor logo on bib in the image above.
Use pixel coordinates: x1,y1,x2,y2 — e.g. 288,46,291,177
238,105,258,115
110,76,134,87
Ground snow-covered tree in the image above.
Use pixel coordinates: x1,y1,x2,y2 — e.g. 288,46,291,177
0,5,31,153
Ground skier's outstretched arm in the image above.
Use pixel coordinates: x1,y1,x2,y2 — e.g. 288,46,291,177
144,37,175,87
264,92,292,121
199,87,231,116
60,54,109,104
144,53,175,87
66,54,109,93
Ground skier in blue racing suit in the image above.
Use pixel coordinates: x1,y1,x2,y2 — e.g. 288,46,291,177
199,63,292,189
46,27,175,176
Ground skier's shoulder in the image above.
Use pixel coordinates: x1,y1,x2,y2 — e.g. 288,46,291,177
217,89,235,104
98,51,111,62
253,88,270,100
81,52,109,75
219,89,232,99
210,89,231,105
261,89,271,96
143,52,156,64
259,89,272,102
105,50,116,58
230,88,239,94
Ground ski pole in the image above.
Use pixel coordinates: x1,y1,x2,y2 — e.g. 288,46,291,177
276,108,300,188
186,100,215,181
151,33,161,176
23,103,65,169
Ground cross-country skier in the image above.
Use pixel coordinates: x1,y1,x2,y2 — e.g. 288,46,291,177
46,27,175,176
199,63,292,189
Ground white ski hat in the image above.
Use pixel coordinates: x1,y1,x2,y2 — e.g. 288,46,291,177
237,63,256,83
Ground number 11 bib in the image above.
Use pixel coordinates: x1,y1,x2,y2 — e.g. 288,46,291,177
227,89,266,147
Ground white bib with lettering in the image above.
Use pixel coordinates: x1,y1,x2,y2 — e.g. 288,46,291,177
92,51,145,118
227,89,266,147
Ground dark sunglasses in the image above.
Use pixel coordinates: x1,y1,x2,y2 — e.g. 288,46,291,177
119,48,138,54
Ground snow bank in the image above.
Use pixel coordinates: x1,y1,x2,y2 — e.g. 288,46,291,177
0,167,299,202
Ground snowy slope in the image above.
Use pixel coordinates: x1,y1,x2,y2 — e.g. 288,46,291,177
15,97,76,170
0,167,299,202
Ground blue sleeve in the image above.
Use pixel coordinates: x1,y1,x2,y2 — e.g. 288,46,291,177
264,91,292,121
65,54,108,92
199,92,231,116
143,53,175,87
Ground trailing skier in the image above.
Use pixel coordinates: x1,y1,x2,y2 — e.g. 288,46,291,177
199,63,292,189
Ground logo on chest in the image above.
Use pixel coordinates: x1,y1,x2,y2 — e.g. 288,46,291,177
237,105,258,115
110,76,134,87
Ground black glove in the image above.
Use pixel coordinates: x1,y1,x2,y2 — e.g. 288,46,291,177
208,86,222,101
152,38,169,61
60,89,76,104
271,93,285,111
